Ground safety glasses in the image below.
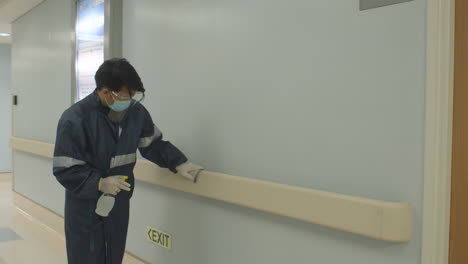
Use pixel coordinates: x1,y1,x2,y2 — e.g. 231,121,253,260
111,91,145,104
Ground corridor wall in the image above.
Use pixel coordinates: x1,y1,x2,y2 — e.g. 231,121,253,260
11,0,426,263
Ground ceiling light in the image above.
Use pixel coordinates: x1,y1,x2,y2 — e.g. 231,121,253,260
0,33,10,37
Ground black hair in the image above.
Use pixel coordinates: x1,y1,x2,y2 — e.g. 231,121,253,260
95,58,145,94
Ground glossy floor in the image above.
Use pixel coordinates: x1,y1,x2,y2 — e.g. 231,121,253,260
0,173,145,264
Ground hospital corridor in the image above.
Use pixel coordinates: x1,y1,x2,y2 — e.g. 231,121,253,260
0,0,467,263
0,172,144,263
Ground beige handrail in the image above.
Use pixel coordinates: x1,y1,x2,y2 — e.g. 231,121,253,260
10,136,412,242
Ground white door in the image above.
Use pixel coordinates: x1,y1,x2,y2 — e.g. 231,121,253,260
0,44,11,173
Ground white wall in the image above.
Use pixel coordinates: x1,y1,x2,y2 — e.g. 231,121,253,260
11,0,72,214
11,0,427,263
123,0,426,263
0,44,11,172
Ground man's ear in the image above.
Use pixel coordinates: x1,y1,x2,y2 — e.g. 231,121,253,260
100,87,110,94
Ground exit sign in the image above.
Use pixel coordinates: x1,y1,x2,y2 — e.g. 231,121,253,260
147,226,172,250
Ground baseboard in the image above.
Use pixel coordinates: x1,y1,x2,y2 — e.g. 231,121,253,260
12,191,148,264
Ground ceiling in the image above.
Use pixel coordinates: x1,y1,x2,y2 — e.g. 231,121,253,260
0,0,45,43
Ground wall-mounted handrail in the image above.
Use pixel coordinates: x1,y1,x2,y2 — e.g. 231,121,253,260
10,136,412,242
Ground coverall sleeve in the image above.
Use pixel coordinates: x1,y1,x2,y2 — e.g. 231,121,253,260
138,108,188,173
53,117,102,200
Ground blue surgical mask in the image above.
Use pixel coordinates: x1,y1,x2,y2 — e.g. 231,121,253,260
108,100,131,112
104,92,132,112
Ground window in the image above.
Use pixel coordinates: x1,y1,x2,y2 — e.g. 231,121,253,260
75,0,105,101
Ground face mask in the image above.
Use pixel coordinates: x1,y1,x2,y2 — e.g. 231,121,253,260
108,100,131,112
104,92,132,112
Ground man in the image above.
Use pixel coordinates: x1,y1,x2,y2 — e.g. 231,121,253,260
53,58,202,263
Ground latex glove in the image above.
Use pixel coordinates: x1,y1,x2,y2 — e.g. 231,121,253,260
98,176,131,195
176,162,204,183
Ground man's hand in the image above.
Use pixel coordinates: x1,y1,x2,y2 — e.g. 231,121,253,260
98,176,131,195
176,162,204,183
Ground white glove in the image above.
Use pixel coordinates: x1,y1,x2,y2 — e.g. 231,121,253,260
98,176,131,195
176,162,204,183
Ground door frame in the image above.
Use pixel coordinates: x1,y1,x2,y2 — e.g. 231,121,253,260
421,0,455,263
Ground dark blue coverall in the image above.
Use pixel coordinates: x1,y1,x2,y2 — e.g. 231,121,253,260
53,91,187,263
